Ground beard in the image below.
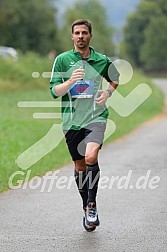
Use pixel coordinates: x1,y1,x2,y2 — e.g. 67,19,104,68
77,40,87,49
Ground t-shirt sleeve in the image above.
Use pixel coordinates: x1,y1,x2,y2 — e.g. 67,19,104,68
50,56,63,99
103,57,120,83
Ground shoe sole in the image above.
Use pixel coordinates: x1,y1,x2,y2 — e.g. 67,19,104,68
86,220,100,227
86,216,100,227
83,217,96,232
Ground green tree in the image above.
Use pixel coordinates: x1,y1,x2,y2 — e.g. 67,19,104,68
124,0,167,70
140,15,167,70
59,0,114,56
0,0,61,55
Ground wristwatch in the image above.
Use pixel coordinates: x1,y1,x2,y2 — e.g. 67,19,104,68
106,89,112,97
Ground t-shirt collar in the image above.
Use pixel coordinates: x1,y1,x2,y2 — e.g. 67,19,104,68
72,46,97,61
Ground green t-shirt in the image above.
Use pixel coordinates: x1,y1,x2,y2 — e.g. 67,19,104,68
50,47,119,130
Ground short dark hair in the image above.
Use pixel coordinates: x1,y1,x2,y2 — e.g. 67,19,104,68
71,19,92,34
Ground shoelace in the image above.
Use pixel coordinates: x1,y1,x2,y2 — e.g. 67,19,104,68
88,207,96,218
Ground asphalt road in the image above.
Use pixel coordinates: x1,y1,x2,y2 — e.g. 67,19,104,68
0,79,167,252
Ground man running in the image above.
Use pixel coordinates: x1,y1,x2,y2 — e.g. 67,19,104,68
50,19,119,231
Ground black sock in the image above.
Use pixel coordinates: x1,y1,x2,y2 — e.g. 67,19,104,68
74,170,88,209
86,163,100,204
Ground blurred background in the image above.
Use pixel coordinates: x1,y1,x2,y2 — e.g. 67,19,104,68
0,0,167,71
0,0,166,192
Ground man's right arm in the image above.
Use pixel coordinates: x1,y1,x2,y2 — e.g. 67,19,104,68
54,67,85,97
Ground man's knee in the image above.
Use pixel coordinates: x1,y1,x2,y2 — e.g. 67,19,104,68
74,159,86,172
85,154,97,165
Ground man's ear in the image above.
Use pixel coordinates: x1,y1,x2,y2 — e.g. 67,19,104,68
71,34,74,40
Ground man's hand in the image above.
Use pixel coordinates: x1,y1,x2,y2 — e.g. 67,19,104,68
55,67,85,96
69,67,85,84
96,90,109,106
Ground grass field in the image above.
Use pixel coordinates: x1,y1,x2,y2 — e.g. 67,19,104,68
0,53,164,192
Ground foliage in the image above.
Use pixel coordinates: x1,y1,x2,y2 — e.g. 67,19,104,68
0,51,52,92
140,16,167,70
0,0,61,55
123,0,167,70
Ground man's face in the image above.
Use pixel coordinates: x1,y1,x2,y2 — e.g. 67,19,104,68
71,25,92,49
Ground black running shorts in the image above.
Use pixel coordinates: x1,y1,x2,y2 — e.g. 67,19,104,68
63,122,106,161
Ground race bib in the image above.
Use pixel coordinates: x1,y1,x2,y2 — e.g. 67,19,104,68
70,80,94,98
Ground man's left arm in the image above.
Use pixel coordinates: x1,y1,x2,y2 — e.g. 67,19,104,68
96,58,120,105
106,81,119,95
96,81,118,106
